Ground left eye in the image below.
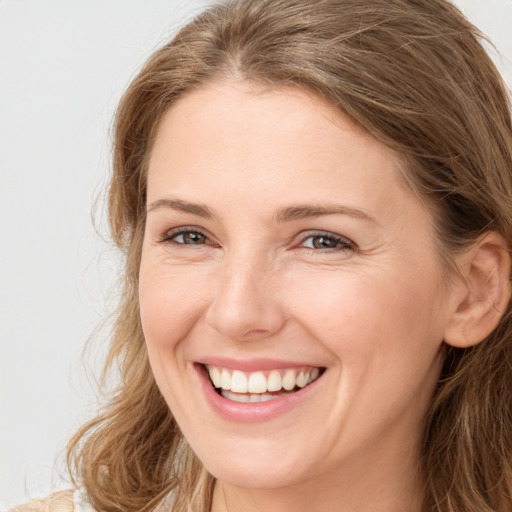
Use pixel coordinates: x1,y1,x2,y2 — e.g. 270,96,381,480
300,233,354,250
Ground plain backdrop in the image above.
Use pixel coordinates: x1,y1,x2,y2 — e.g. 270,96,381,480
0,0,511,508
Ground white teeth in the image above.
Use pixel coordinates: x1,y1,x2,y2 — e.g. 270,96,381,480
221,390,250,403
231,370,248,393
282,369,296,391
248,371,267,393
209,366,222,388
221,390,294,403
221,368,231,390
207,365,322,397
296,371,308,388
267,370,282,392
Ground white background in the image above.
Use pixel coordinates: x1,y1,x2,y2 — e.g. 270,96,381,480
0,0,511,508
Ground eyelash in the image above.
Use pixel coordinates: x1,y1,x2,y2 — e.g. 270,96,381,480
158,227,356,253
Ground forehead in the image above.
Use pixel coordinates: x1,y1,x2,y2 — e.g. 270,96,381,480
147,82,407,203
151,81,386,152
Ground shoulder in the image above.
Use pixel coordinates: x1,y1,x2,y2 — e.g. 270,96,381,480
8,489,97,512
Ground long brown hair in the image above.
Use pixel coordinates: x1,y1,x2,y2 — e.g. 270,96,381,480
67,1,512,510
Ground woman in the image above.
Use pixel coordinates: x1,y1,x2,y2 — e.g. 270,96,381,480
11,0,512,511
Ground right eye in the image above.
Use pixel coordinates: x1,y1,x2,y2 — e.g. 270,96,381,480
171,230,207,245
159,227,211,246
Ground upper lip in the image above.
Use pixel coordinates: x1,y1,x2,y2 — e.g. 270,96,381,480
196,356,323,372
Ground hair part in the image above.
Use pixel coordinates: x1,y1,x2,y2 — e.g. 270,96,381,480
68,1,512,511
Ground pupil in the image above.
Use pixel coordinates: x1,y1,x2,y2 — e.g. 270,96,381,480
185,232,203,244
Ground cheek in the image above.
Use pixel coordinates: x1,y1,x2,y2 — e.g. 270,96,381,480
284,263,446,365
139,262,206,346
284,265,446,438
138,262,211,416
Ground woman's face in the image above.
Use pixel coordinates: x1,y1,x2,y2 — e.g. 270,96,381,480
139,82,455,491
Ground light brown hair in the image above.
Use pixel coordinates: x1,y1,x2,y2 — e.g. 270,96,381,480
67,1,512,511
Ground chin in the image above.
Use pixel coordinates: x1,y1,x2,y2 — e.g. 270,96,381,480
206,458,306,490
189,432,324,491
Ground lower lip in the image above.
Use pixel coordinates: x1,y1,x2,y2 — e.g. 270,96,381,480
194,364,323,423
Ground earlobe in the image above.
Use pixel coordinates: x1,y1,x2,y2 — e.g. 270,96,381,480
444,232,511,348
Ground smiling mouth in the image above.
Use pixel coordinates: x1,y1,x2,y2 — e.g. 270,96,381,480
204,365,324,403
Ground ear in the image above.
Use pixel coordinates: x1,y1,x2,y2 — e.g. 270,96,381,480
444,232,511,348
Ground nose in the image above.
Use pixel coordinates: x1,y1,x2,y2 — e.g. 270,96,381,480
205,251,287,341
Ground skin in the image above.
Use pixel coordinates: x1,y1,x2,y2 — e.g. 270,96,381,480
139,82,463,512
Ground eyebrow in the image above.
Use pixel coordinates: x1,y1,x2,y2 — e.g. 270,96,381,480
274,204,377,224
147,198,213,218
147,197,377,224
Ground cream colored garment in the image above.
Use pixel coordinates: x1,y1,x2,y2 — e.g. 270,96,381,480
8,489,96,512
